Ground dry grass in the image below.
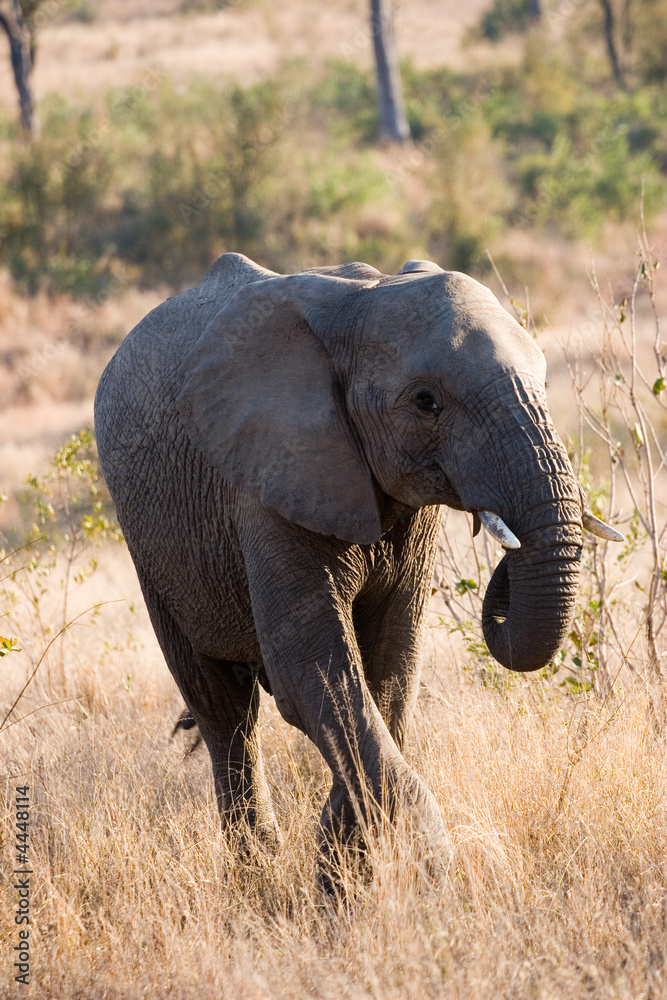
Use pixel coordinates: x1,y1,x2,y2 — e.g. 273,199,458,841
1,502,666,998
0,278,162,411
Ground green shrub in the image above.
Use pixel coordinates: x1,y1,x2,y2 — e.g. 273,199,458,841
0,96,116,296
472,0,536,42
426,112,512,273
0,51,666,297
308,61,379,143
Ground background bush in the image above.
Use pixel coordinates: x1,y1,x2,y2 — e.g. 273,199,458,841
1,29,665,297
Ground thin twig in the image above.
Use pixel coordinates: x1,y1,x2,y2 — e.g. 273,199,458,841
0,601,119,734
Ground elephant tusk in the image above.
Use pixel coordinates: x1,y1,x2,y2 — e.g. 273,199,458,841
478,510,521,550
582,510,624,542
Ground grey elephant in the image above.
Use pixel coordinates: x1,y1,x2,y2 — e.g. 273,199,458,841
94,253,620,870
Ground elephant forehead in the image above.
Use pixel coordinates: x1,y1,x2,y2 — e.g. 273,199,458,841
373,269,499,318
366,273,546,385
444,309,546,384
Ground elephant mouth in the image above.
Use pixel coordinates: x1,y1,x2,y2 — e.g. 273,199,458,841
482,556,511,630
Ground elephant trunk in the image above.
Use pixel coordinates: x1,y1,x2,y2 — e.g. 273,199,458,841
479,425,583,673
482,530,581,672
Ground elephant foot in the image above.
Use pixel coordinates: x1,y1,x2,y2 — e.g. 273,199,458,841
315,771,451,895
316,832,373,900
257,821,283,854
315,780,375,897
220,806,283,861
397,774,453,884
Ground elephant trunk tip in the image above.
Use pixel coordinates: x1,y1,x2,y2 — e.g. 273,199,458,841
481,551,579,673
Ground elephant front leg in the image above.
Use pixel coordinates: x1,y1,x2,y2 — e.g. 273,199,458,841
354,505,441,750
242,521,448,886
311,678,449,893
278,652,437,888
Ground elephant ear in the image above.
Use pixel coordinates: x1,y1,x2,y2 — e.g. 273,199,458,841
176,272,383,544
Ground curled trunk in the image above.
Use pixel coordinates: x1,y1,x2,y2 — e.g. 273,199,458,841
482,520,582,673
467,378,584,674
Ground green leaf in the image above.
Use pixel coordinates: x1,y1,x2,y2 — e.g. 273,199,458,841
0,635,20,657
454,578,477,595
652,377,665,396
560,676,592,695
547,649,567,674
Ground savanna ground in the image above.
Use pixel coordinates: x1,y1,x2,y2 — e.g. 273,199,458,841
1,1,667,997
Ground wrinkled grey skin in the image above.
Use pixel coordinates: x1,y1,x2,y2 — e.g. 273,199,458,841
95,253,582,863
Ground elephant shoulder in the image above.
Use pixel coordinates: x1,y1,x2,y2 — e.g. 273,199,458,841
101,256,277,389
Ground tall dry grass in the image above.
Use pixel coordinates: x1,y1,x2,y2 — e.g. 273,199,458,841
2,577,665,998
1,241,666,998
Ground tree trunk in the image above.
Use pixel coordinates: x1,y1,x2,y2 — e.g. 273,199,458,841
0,1,36,136
598,0,624,87
528,0,542,19
369,0,410,145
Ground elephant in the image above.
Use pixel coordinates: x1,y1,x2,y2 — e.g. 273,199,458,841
94,252,621,874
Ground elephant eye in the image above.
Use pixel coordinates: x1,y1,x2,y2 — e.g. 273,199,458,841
414,389,441,415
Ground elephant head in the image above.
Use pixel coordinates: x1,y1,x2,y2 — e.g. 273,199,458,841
177,257,619,674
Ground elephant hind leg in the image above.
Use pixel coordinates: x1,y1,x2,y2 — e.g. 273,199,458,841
140,581,280,849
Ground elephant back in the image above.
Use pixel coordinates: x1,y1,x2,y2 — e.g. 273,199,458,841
94,254,275,507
